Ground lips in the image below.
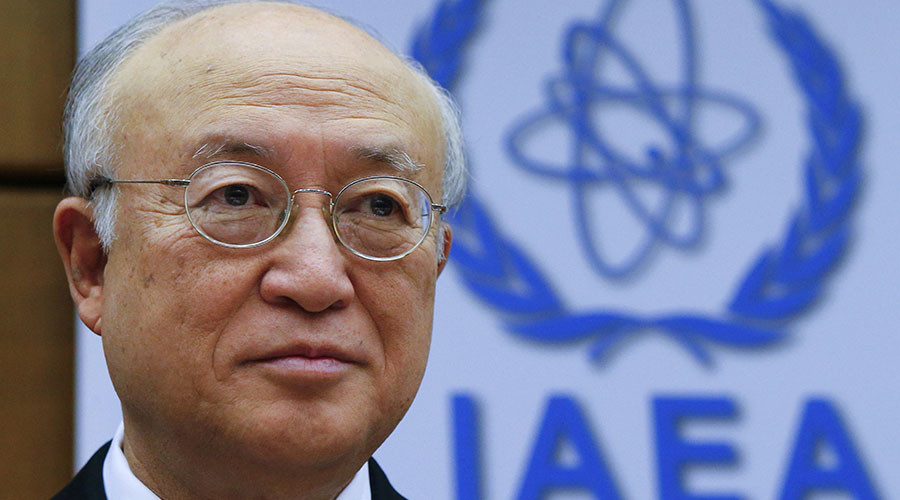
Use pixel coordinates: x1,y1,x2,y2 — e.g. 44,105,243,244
240,340,364,380
251,343,359,364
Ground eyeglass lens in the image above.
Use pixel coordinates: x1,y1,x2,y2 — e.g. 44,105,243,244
184,162,434,259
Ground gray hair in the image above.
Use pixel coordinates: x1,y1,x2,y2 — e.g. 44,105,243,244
65,0,467,249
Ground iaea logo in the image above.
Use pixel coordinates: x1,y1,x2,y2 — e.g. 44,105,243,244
506,0,761,280
412,0,864,366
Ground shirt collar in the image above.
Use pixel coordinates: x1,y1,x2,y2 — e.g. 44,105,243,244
102,422,372,500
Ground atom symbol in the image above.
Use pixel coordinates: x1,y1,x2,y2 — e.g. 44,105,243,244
506,0,762,279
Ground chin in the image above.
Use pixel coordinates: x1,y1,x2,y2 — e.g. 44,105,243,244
220,398,382,470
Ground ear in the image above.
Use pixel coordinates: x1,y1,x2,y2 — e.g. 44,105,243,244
436,222,453,277
53,197,107,336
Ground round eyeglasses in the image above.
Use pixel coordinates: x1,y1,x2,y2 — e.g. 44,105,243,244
91,160,447,261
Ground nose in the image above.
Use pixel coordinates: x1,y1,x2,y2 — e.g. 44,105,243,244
258,195,354,313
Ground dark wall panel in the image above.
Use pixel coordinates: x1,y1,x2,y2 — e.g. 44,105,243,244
0,1,76,498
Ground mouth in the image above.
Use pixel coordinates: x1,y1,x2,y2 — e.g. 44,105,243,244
256,355,348,375
246,344,360,379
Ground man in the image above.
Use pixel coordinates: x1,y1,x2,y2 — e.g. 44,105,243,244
52,1,465,498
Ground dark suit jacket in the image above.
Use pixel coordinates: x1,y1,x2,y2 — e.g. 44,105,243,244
52,442,407,500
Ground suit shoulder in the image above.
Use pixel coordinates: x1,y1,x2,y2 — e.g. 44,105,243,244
368,458,408,500
51,442,111,500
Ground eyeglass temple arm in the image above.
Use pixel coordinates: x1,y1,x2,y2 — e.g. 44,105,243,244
89,177,190,192
432,203,447,213
108,179,190,186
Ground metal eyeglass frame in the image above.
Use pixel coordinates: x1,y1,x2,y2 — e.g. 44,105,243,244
89,160,448,261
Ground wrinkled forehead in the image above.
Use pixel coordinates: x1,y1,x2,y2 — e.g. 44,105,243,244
106,2,443,184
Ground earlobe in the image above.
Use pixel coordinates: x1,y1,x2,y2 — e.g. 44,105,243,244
436,223,453,277
53,197,107,336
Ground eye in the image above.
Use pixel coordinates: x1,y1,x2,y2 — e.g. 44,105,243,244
334,178,418,226
205,183,270,209
223,184,251,206
369,194,397,216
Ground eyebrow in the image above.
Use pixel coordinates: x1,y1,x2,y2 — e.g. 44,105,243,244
352,145,423,173
193,140,275,160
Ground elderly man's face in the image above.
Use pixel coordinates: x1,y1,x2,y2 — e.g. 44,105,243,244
95,4,447,474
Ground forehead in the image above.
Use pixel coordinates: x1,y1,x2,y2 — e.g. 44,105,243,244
108,3,443,184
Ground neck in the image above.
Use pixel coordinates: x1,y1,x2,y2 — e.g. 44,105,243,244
120,421,365,500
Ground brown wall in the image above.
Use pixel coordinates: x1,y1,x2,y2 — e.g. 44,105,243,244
0,1,77,498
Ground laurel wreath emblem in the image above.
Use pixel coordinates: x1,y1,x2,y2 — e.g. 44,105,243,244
411,0,863,365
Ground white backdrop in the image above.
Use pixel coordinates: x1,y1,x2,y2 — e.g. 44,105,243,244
76,1,900,499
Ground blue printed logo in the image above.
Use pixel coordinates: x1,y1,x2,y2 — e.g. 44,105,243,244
506,0,760,278
411,0,864,366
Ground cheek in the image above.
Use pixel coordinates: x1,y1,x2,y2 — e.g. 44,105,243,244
354,254,437,403
100,227,264,415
